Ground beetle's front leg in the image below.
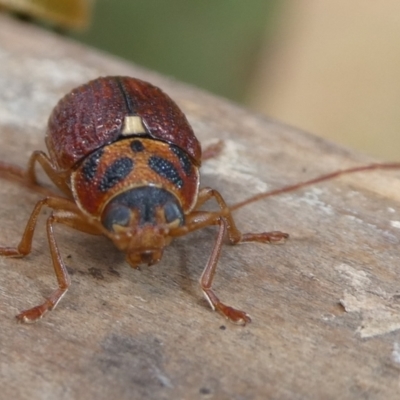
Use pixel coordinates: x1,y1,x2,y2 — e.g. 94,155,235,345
0,196,79,257
16,212,71,322
171,213,252,324
0,196,101,322
200,217,251,325
170,188,289,324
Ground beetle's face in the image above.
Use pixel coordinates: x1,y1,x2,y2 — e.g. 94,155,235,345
100,186,184,267
103,226,167,267
103,210,170,267
124,225,168,267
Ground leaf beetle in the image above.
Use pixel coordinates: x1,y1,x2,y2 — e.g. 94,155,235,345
0,76,290,324
1,76,399,324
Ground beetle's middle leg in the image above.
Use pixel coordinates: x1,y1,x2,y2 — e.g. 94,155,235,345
25,150,71,196
201,140,224,161
194,187,289,244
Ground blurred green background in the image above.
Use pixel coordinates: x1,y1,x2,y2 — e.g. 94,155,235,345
2,0,400,160
71,0,281,103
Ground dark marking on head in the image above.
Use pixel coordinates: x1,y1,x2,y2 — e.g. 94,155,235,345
101,186,184,230
164,201,183,224
169,144,193,176
130,140,145,153
102,202,131,231
99,157,134,192
148,156,183,189
82,148,104,181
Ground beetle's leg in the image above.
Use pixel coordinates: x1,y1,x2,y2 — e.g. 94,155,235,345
0,160,59,197
202,140,224,161
171,209,285,324
0,196,101,322
170,213,252,324
0,196,93,257
15,212,71,322
26,150,71,196
195,187,288,244
0,160,25,180
169,188,288,324
200,217,251,324
170,188,290,324
16,210,101,322
170,210,276,325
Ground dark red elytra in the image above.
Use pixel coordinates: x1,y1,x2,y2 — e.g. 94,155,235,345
1,76,400,325
46,76,202,171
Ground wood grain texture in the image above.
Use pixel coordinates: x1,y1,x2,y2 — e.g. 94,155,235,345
1,15,400,400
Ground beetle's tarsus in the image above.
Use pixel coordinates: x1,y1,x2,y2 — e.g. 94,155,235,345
16,305,47,323
217,304,252,326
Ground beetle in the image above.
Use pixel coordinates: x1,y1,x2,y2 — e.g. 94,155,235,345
0,76,399,324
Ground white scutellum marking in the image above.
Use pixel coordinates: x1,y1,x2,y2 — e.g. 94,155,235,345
122,116,147,135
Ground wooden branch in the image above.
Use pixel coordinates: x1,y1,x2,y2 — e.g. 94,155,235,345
1,14,400,400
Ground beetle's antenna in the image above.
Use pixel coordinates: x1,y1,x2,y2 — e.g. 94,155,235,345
229,162,400,211
0,161,58,197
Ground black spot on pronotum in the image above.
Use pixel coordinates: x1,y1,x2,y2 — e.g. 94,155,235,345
99,157,134,192
82,148,104,181
169,144,192,176
148,156,183,189
130,140,145,152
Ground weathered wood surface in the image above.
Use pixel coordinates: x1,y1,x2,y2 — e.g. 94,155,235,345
1,15,400,400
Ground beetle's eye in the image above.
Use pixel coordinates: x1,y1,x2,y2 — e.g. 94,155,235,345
102,203,131,231
164,201,184,226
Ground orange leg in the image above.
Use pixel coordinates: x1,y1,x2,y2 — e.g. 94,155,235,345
195,187,288,244
0,196,101,322
26,150,72,197
200,217,251,324
0,160,57,198
202,140,224,161
170,188,288,324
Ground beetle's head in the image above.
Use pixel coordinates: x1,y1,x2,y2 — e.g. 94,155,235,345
101,186,184,267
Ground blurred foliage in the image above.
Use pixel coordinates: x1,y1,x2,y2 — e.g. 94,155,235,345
72,0,280,102
0,0,92,29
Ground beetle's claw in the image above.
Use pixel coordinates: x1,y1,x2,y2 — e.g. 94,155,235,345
215,303,252,326
16,305,47,323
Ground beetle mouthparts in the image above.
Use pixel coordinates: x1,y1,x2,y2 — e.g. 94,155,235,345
127,249,163,267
